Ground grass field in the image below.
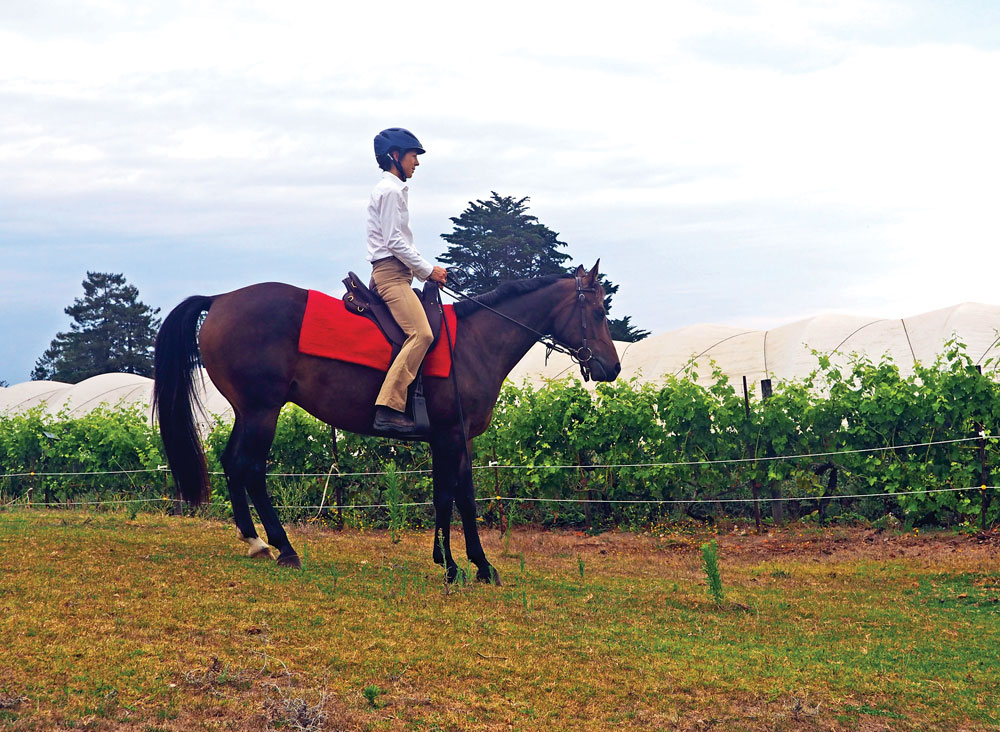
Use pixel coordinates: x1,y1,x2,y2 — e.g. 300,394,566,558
1,509,998,731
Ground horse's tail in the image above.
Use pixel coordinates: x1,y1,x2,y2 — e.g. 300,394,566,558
153,295,215,506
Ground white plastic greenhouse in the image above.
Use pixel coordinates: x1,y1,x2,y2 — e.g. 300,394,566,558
2,301,998,420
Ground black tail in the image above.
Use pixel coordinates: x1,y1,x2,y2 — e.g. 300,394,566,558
153,295,215,505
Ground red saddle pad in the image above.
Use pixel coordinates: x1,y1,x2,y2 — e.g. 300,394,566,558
298,289,457,378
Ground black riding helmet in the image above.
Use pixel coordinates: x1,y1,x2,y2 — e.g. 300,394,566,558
374,128,425,181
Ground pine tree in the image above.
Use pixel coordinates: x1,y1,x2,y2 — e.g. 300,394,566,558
31,272,161,383
440,193,649,342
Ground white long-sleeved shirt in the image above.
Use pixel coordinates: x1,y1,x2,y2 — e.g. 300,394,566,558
365,171,433,281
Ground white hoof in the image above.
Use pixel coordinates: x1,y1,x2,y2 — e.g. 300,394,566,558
239,531,274,560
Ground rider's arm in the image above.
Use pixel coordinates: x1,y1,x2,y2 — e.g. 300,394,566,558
378,188,434,281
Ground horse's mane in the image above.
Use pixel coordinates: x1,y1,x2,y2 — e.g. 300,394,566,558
452,273,574,318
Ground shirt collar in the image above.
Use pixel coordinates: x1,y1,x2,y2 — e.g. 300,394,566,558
382,170,407,191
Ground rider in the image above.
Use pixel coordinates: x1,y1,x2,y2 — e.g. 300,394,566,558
368,127,448,433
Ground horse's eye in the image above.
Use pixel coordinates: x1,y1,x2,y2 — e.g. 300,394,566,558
594,309,605,322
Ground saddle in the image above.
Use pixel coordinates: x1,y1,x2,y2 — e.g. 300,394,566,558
341,272,445,348
341,272,446,438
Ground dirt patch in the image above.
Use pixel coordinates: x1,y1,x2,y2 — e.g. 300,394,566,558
493,524,1000,566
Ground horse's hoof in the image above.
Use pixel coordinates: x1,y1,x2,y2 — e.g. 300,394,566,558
276,551,302,569
249,546,275,561
477,566,501,585
445,564,459,584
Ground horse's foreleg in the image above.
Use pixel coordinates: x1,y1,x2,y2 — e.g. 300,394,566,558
431,441,459,583
453,439,500,585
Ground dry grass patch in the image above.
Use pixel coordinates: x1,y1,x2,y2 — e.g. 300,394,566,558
0,510,998,730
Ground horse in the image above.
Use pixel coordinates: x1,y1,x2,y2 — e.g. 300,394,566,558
152,261,620,583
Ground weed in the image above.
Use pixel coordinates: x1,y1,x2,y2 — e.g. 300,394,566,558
503,501,517,555
578,556,585,580
701,539,724,605
265,683,329,730
385,461,405,544
362,684,382,708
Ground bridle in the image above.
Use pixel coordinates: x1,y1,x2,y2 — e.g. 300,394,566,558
439,276,599,381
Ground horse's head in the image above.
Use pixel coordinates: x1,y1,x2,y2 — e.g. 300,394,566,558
551,261,621,382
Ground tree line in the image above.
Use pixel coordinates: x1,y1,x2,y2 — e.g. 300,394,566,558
28,194,648,384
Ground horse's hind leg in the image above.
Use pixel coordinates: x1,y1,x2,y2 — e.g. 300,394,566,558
239,408,302,569
222,418,273,560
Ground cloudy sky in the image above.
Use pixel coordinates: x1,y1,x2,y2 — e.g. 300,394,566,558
1,0,998,384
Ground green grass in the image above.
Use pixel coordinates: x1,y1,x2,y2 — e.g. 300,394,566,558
0,510,998,730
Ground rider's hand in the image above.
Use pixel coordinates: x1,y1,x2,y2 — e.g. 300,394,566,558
429,266,448,284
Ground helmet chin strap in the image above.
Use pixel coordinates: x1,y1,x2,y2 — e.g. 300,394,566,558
391,151,407,181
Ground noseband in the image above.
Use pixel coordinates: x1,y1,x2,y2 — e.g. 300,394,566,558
570,275,597,381
439,277,599,381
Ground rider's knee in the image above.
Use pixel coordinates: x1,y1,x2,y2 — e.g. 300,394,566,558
412,323,433,349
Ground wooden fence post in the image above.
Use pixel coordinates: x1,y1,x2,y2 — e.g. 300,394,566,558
760,378,783,525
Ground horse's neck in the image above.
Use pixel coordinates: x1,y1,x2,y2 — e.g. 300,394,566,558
459,286,558,389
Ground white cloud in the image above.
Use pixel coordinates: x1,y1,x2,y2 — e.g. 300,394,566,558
1,0,999,383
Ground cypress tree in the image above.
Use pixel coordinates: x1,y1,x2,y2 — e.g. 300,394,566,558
32,272,161,383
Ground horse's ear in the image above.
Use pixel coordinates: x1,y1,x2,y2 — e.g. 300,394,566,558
574,264,586,277
587,259,600,283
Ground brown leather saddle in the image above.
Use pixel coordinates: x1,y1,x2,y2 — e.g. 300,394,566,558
341,271,444,350
341,272,446,438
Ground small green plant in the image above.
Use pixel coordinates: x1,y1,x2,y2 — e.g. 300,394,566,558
577,556,585,580
384,461,405,544
503,501,517,555
701,539,724,605
362,684,382,708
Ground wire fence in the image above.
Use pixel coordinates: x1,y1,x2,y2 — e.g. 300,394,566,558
1,435,995,517
3,434,994,479
4,485,993,511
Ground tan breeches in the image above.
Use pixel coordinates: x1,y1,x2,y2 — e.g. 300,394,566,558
371,257,433,412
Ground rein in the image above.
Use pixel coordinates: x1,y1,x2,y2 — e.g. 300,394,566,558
438,277,598,381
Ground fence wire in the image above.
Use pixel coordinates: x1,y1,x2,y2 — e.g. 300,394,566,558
2,433,994,517
5,485,993,510
2,434,994,479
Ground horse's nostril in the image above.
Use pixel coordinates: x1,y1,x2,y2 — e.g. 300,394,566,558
614,362,621,375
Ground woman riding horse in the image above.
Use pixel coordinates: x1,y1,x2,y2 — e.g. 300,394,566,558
154,251,620,582
368,127,449,434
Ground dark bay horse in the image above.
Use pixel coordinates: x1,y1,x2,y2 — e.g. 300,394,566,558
153,262,620,583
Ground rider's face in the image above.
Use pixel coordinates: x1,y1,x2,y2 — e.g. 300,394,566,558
397,149,420,178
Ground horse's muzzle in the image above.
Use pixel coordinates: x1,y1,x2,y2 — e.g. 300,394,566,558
586,357,621,382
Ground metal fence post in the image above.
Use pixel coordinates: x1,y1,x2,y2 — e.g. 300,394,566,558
743,376,762,533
